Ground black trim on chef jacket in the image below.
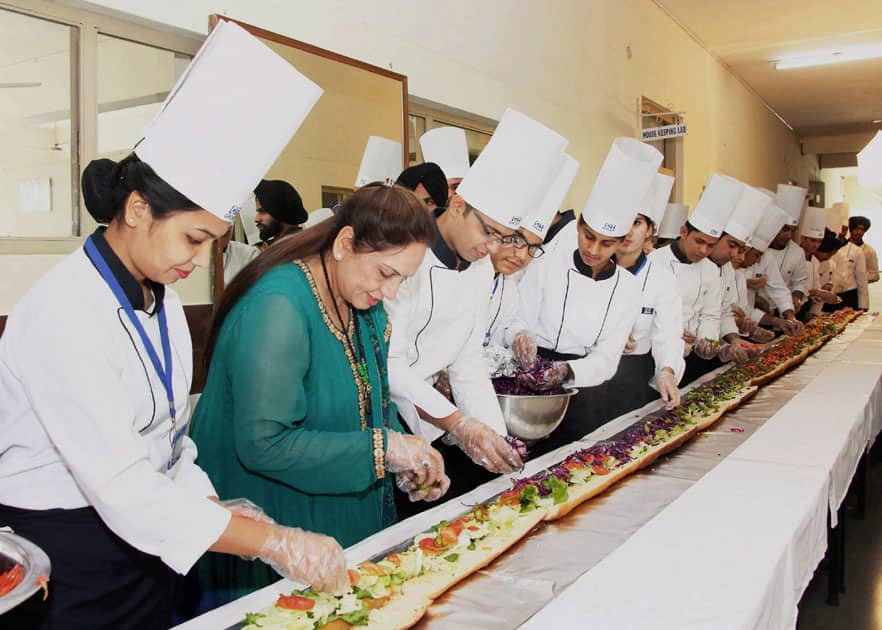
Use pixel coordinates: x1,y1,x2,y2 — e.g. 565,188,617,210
670,238,691,264
542,209,576,244
86,226,166,314
485,273,506,346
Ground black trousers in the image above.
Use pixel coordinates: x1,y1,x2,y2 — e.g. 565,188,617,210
681,353,722,387
0,504,173,630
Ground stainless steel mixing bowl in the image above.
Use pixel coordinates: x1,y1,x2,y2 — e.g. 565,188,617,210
0,531,51,615
497,389,577,443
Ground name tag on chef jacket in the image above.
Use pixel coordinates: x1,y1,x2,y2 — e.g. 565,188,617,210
641,306,655,315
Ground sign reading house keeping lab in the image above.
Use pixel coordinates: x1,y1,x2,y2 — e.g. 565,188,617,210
642,123,687,141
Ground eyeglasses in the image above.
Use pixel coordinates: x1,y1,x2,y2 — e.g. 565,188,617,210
472,210,545,258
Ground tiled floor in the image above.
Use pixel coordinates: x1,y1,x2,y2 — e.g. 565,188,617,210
798,455,882,629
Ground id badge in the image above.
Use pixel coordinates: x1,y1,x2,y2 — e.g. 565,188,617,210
167,422,189,470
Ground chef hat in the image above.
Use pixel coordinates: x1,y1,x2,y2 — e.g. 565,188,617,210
800,207,826,239
355,136,403,187
857,130,882,190
581,138,663,237
638,172,675,228
522,154,580,239
419,126,470,181
830,201,850,230
724,185,768,242
775,184,807,226
457,108,568,229
689,174,742,238
658,203,688,239
135,21,322,222
747,204,789,252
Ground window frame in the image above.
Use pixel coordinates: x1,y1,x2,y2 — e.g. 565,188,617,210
408,100,496,165
0,0,203,254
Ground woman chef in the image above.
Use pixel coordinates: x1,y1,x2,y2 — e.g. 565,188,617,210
0,23,346,628
506,137,658,449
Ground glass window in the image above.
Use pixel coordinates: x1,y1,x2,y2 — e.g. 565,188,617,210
97,35,191,161
0,9,75,238
408,114,426,165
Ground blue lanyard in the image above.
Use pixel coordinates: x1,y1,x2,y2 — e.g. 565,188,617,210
84,236,177,434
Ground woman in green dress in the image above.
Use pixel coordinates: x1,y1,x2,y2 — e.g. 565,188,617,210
191,183,448,609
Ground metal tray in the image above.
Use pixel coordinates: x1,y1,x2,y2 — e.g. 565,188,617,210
0,531,51,615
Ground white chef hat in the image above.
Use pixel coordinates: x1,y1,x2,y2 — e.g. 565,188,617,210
830,201,850,230
689,174,742,238
747,204,790,252
457,108,568,229
724,185,769,242
581,138,663,237
638,172,675,228
658,203,688,239
419,126,470,181
775,184,807,227
800,207,826,239
355,136,403,187
135,21,323,222
522,154,580,239
857,130,882,189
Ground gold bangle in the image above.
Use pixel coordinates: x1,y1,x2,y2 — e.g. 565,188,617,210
372,429,385,479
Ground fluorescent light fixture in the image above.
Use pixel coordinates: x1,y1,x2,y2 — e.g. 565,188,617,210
775,44,882,70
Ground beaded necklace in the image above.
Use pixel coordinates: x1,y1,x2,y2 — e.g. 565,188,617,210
320,253,370,386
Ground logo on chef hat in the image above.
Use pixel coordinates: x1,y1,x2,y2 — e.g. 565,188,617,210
533,219,547,231
508,216,523,228
708,227,720,236
224,205,241,221
603,221,617,232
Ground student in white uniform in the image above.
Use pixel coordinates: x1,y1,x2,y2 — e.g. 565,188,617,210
396,161,450,212
848,216,879,283
0,22,346,628
608,172,685,414
762,184,810,310
506,137,656,446
650,174,741,383
828,231,870,311
707,184,768,364
386,109,567,504
419,125,471,198
798,207,841,320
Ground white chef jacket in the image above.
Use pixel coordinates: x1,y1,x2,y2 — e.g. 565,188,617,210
861,242,879,283
763,240,809,296
649,241,722,341
733,267,751,313
816,257,835,288
744,254,794,320
386,227,505,443
505,224,641,388
717,262,740,338
223,240,259,285
485,272,521,348
831,242,869,309
623,253,685,384
0,231,230,574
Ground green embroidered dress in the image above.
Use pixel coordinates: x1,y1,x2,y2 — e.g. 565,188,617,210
190,261,400,608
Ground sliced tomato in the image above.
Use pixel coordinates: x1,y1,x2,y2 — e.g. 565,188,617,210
358,561,391,576
467,525,480,532
580,454,595,464
591,464,610,475
276,594,315,611
348,569,360,587
563,460,585,471
418,536,448,555
498,490,521,506
447,519,465,536
437,526,459,546
385,553,401,567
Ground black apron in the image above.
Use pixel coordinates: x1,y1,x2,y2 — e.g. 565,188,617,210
823,288,858,312
682,353,722,386
0,504,173,630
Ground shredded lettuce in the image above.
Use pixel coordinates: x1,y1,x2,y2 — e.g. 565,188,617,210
542,476,569,505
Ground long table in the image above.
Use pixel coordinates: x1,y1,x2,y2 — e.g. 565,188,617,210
175,311,882,630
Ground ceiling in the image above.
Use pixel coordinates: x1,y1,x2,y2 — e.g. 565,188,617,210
655,0,882,146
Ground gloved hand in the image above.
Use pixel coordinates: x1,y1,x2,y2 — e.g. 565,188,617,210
433,370,452,400
447,416,524,473
258,525,348,594
623,332,637,354
395,471,450,503
516,361,570,392
749,327,775,344
694,339,720,360
809,289,841,305
736,316,758,336
719,342,750,364
774,317,803,336
682,330,696,345
730,304,747,319
746,276,767,290
385,432,446,491
512,331,538,369
218,498,275,524
656,369,680,409
754,296,772,313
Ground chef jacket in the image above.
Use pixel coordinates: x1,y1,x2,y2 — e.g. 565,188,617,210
386,222,505,443
717,261,740,338
0,229,230,574
649,241,722,341
831,242,869,309
485,272,522,349
622,252,685,384
762,240,809,298
743,254,794,320
861,242,879,283
223,240,259,285
505,223,641,388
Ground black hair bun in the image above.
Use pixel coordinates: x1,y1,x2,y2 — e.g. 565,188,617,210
81,158,118,223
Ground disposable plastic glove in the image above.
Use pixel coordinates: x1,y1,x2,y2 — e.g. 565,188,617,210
730,304,747,319
656,369,680,409
682,330,697,345
774,317,803,336
694,338,721,360
385,432,446,490
736,316,759,336
719,342,750,364
511,331,538,369
258,525,348,594
749,327,775,344
516,361,570,392
218,498,275,524
395,471,450,503
447,416,524,474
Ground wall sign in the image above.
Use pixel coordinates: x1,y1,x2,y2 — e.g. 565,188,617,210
642,123,687,141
